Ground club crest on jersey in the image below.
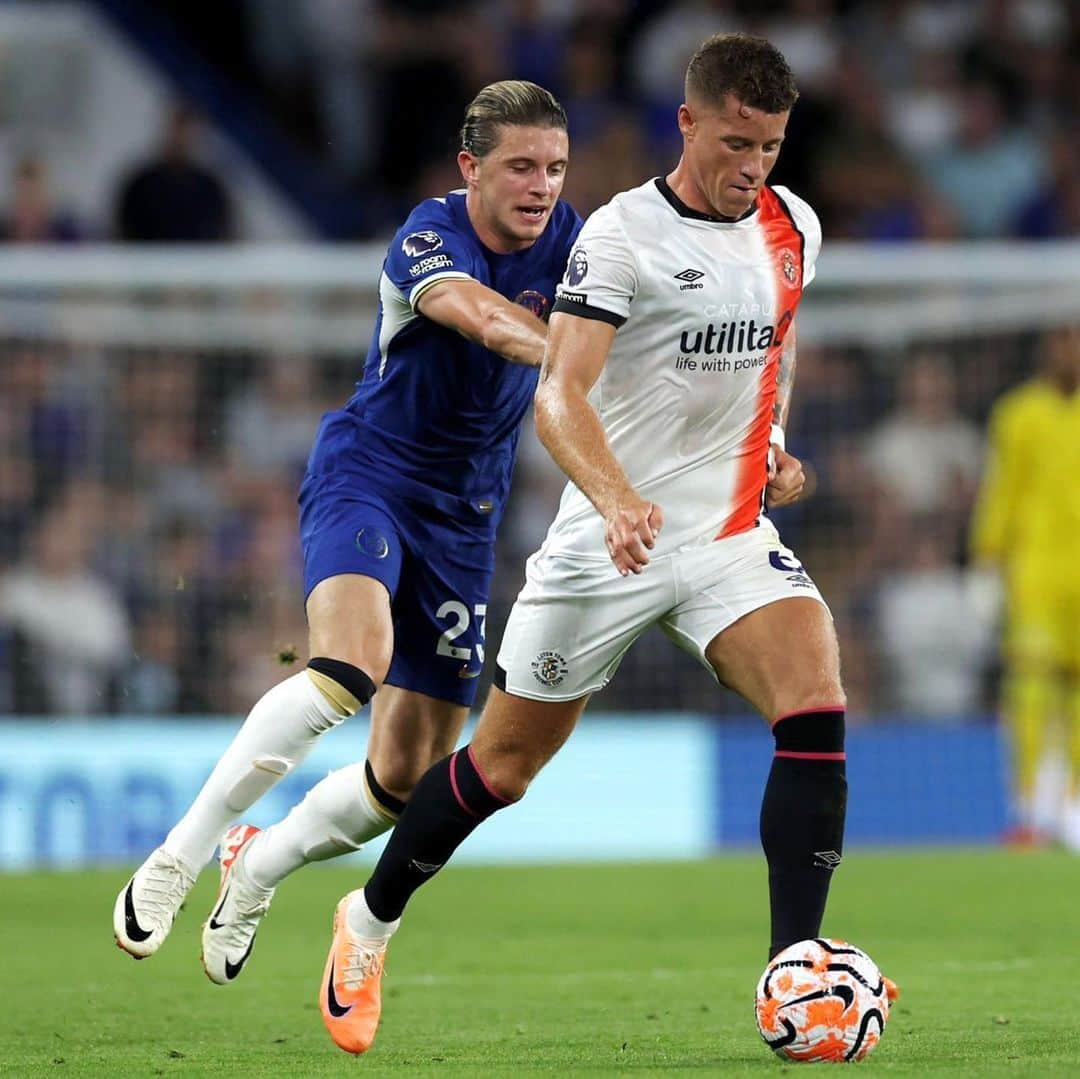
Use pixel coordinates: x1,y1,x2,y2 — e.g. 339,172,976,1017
402,230,443,257
515,289,550,320
531,649,568,688
779,248,800,287
355,528,390,559
566,247,588,287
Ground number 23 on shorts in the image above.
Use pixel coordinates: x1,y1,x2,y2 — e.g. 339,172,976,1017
435,600,487,667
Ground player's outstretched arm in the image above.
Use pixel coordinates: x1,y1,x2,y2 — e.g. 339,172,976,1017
417,278,549,367
535,311,663,575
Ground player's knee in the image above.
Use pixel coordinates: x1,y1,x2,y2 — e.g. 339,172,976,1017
305,656,379,720
773,680,847,723
483,767,530,803
368,742,446,802
470,746,543,803
314,641,392,691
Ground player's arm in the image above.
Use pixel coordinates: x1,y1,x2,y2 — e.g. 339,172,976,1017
765,320,805,508
416,278,547,367
969,401,1019,569
966,398,1018,627
772,321,797,437
534,312,663,576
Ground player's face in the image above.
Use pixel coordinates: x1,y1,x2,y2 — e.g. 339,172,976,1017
679,94,789,219
459,124,569,253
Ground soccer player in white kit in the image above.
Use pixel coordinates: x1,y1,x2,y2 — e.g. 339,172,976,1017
315,33,892,1056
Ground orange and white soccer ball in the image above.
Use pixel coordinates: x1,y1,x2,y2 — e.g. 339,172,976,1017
754,938,891,1063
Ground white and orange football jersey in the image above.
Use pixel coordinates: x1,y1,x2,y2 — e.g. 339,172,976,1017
543,176,820,560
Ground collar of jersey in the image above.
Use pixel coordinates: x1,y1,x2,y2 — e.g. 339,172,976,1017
654,177,757,225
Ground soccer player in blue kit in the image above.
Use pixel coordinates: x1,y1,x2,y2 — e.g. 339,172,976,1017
114,82,580,983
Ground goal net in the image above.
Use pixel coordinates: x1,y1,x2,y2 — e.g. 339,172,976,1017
0,242,1076,721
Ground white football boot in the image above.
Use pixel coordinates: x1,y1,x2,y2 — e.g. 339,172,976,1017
201,824,276,984
114,847,197,959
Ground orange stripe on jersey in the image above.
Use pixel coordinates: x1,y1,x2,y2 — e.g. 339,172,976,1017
716,187,806,540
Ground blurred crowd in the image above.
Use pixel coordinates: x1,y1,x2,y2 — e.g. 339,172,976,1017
224,0,1080,239
0,0,1077,719
2,0,1078,243
0,346,338,715
0,322,1061,720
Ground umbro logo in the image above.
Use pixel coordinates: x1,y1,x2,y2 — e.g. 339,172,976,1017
813,849,843,870
410,859,442,874
674,268,705,290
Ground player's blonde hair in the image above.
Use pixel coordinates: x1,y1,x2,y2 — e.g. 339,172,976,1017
686,33,799,114
459,80,567,159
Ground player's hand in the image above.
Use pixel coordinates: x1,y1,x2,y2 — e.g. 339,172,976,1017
766,447,805,508
604,496,664,576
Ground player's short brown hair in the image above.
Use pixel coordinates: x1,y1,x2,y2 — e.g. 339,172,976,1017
685,33,799,114
460,80,567,159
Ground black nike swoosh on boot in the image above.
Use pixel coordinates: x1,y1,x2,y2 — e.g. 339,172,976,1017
124,881,153,943
325,957,353,1018
224,933,256,981
208,887,230,931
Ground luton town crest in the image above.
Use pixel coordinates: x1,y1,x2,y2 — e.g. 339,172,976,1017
780,249,799,287
531,649,568,687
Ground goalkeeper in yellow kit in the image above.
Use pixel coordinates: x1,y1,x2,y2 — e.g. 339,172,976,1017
970,326,1080,845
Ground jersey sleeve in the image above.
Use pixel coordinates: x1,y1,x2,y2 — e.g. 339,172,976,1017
772,185,823,289
384,212,477,311
552,201,637,327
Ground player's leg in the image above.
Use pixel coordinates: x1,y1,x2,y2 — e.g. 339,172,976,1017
319,687,588,1054
1057,587,1080,849
240,687,467,885
1002,658,1058,841
271,506,494,897
353,544,665,926
114,573,391,960
664,528,845,959
206,505,492,982
201,686,466,984
317,547,658,1053
1001,571,1060,842
115,486,401,959
705,596,846,959
173,572,392,869
364,686,586,914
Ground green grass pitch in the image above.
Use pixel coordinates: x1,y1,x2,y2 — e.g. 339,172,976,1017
3,851,1078,1076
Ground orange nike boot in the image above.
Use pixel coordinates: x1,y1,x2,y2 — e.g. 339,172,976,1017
319,889,399,1054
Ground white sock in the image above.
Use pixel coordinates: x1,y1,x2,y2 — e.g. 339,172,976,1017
243,761,396,888
162,670,350,870
347,885,400,940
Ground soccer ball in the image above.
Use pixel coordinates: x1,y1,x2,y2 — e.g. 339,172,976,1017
754,938,891,1063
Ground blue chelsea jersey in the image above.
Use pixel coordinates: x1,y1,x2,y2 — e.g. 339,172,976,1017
326,191,581,521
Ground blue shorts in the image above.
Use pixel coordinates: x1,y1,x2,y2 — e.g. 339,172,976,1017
299,473,496,707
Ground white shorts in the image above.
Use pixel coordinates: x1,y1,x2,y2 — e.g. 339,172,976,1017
496,521,828,702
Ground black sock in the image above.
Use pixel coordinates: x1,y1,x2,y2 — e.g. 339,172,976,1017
760,709,847,959
364,745,513,922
